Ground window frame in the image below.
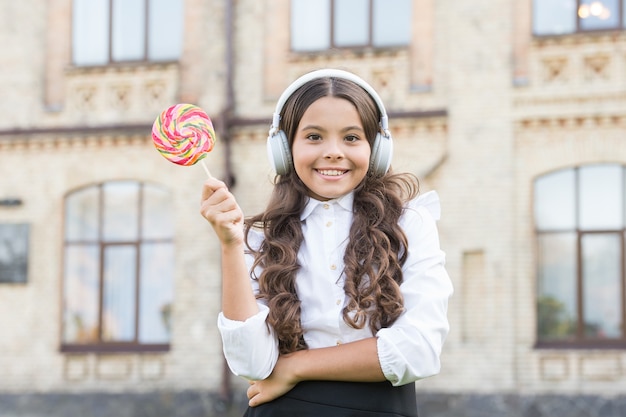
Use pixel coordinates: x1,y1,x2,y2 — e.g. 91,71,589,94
60,181,173,353
290,0,411,52
533,0,626,37
580,0,624,32
71,0,182,66
534,165,626,349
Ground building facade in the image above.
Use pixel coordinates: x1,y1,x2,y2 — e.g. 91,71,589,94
0,0,625,416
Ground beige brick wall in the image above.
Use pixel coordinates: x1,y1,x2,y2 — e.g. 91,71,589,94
1,0,625,398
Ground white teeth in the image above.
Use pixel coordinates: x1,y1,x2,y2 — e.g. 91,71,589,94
318,169,345,176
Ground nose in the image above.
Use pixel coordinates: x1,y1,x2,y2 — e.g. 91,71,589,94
323,138,344,160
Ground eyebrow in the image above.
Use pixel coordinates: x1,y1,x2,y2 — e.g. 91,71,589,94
300,124,364,132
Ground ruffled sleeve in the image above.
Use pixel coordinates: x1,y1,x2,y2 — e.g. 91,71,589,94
216,228,280,381
376,191,453,386
408,190,441,220
217,305,278,380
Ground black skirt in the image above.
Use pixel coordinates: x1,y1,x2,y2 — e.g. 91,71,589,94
243,380,418,417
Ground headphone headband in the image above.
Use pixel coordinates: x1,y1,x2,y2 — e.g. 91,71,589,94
269,69,389,137
266,68,393,176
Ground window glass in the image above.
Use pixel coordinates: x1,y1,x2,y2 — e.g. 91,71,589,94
291,0,411,50
535,164,626,345
139,243,174,343
537,233,577,340
142,184,174,239
72,0,109,65
582,233,621,338
148,0,183,61
291,0,331,51
63,182,174,350
102,245,137,341
66,186,100,241
73,0,182,65
532,0,577,35
579,0,619,31
63,245,100,343
579,164,623,230
373,0,411,46
534,169,576,230
334,0,369,47
103,182,139,242
112,0,146,61
0,224,29,284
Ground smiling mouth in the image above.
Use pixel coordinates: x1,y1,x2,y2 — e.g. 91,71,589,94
317,169,347,176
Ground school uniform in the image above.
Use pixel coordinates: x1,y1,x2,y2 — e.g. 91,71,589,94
243,381,417,417
218,191,452,416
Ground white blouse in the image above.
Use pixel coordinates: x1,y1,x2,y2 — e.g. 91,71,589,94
217,190,453,386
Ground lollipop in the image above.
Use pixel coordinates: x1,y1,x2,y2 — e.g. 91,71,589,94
152,103,216,177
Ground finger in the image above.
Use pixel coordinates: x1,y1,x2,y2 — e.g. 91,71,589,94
200,196,241,223
201,178,227,201
207,188,236,208
246,384,257,400
200,188,238,216
249,393,266,408
204,190,241,218
209,211,243,229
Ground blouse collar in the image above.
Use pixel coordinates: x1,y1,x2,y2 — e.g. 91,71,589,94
300,192,354,221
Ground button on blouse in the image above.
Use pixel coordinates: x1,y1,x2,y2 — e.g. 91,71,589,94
217,191,453,386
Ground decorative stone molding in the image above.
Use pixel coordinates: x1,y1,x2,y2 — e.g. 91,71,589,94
583,54,611,81
579,355,622,381
140,356,166,380
96,356,133,380
0,133,150,152
64,355,90,382
539,355,569,381
64,64,180,124
514,115,626,131
63,354,169,382
541,57,569,84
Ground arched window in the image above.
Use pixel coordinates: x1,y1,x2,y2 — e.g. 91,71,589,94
534,164,626,348
62,181,174,352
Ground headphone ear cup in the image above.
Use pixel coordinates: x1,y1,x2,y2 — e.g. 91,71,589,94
370,133,393,176
266,130,292,175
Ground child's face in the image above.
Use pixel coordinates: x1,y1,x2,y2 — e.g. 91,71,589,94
291,96,371,201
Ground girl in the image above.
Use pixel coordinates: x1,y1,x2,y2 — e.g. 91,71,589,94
200,69,453,416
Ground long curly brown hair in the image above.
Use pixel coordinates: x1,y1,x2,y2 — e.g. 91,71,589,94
245,76,419,354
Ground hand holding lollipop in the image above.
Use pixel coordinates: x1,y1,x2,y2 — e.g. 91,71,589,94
152,103,216,177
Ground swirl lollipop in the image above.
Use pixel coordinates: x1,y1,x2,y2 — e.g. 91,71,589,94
152,103,216,177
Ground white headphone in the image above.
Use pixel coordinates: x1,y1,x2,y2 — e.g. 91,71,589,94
267,69,394,176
